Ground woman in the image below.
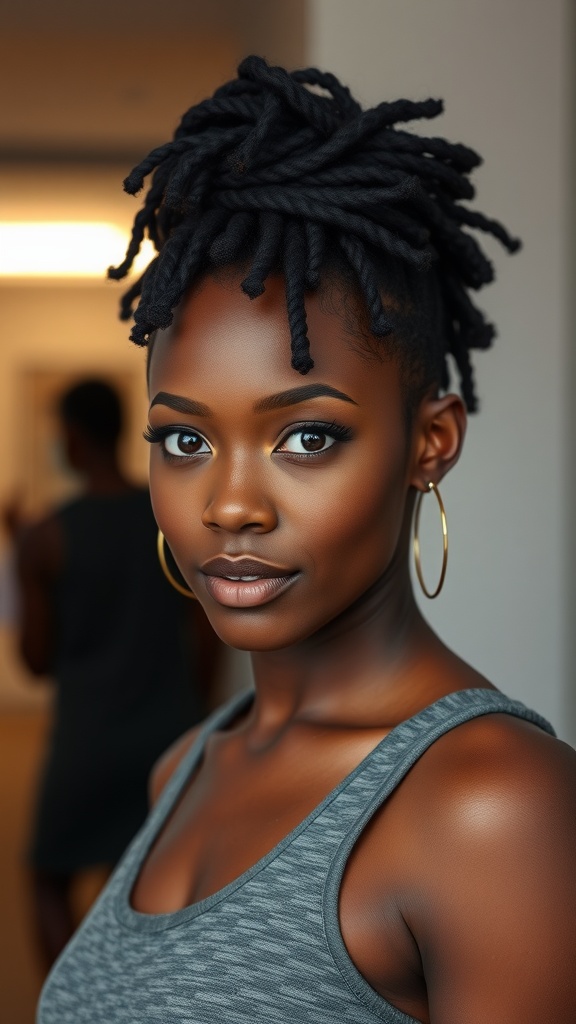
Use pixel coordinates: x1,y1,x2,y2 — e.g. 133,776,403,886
38,57,576,1023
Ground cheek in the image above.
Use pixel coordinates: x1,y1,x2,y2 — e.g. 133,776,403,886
286,443,409,582
148,455,165,527
148,455,194,543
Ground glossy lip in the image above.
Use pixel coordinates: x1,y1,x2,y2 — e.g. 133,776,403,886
200,555,299,609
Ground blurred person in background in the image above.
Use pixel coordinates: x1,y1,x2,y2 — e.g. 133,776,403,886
5,378,221,970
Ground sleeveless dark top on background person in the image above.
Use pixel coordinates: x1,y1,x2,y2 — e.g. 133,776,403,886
37,688,554,1024
29,488,204,872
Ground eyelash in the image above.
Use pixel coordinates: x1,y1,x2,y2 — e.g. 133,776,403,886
143,420,354,461
143,424,200,446
276,420,353,457
142,423,209,463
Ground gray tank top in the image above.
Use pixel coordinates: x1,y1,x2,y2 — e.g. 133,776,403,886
37,687,554,1024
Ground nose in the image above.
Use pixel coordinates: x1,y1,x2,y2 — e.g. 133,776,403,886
201,456,278,534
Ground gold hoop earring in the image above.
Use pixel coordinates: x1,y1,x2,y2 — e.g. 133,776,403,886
413,481,448,599
157,530,196,599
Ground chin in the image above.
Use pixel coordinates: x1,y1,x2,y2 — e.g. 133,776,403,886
204,601,345,654
210,621,304,653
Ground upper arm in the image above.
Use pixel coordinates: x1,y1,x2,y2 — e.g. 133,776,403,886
148,726,202,806
405,718,576,1023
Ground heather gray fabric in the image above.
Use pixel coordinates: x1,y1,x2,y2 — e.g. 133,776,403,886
37,688,554,1024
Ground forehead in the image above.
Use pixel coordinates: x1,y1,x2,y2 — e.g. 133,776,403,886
148,273,402,410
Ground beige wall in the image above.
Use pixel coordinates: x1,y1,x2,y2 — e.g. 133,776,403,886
0,2,306,157
309,0,572,739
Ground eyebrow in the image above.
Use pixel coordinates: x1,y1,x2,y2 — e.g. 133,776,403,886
150,383,357,418
150,392,212,417
254,383,358,412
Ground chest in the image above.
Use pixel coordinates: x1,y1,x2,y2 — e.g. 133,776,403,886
130,728,428,1020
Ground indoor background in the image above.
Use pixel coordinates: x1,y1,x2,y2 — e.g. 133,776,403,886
0,2,572,1021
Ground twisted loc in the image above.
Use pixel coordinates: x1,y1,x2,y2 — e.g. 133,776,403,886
109,55,521,411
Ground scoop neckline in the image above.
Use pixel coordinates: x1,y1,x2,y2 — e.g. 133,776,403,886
115,686,400,933
114,686,522,934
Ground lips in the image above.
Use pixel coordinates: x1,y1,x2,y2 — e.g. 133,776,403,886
200,555,299,608
201,556,294,580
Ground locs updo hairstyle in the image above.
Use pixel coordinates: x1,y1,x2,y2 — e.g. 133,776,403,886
109,55,520,414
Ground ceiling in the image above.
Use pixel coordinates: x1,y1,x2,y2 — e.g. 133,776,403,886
0,0,307,278
0,0,307,158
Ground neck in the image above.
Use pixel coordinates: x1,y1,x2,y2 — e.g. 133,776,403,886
249,546,435,737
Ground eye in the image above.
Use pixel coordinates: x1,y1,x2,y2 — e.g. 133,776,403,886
163,430,211,457
276,427,340,456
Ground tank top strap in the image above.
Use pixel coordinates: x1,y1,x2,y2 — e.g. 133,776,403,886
152,687,553,841
366,685,555,785
147,688,254,825
117,687,254,875
318,687,555,844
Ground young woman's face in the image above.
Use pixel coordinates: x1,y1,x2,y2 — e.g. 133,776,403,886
147,274,417,651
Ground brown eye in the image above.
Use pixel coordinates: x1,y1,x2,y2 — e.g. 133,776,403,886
301,431,325,451
278,429,336,455
164,431,210,457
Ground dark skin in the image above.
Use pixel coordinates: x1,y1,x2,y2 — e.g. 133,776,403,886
133,273,576,1023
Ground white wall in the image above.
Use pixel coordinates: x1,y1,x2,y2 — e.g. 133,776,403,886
308,0,572,739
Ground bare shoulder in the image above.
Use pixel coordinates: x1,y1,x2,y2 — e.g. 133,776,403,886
148,725,203,806
422,705,573,807
382,704,576,1019
401,706,576,855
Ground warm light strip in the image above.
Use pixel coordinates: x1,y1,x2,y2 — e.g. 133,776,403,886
0,222,154,278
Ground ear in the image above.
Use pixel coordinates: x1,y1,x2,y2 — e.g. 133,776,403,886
409,393,467,491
